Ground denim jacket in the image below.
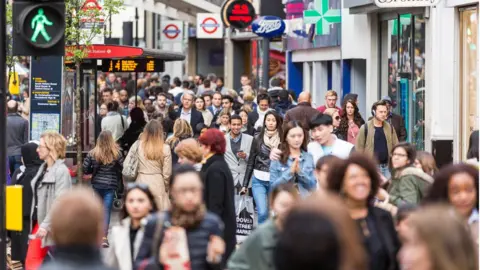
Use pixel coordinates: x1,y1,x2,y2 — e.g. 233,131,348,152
269,151,316,197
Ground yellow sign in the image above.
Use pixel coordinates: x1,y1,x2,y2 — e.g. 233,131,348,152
101,59,164,72
9,72,20,95
6,186,23,231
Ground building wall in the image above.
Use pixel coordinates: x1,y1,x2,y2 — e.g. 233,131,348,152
196,39,225,77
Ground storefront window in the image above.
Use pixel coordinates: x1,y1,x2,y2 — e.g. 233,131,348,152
460,7,478,158
382,13,426,150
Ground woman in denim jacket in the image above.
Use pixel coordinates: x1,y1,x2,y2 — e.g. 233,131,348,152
270,121,316,197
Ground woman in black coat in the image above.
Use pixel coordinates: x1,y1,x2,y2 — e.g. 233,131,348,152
119,107,146,154
328,153,400,270
198,128,236,267
10,142,43,264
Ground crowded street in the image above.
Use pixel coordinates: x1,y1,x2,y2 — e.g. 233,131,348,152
0,0,479,270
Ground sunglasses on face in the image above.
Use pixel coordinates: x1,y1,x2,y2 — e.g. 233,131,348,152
127,183,149,192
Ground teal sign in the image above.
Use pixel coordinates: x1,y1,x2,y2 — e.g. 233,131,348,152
303,0,341,36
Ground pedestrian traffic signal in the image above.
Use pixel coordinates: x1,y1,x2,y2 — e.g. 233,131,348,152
12,0,65,56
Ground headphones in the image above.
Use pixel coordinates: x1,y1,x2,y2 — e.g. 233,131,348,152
371,103,377,116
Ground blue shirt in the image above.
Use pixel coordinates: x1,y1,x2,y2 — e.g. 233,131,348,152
269,150,316,197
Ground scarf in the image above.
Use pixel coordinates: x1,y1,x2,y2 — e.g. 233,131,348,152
264,129,280,149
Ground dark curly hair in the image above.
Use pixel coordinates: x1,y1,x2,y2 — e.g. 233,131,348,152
337,99,365,140
327,153,381,206
423,163,479,209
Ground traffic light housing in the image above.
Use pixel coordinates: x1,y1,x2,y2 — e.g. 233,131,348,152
12,0,65,56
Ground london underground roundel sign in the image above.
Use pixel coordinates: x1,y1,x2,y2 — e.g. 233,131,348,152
252,16,286,38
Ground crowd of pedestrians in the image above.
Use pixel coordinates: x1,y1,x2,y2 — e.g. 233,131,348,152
5,71,480,270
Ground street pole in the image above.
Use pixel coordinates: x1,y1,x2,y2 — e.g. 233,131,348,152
262,37,270,90
0,0,7,268
135,8,139,47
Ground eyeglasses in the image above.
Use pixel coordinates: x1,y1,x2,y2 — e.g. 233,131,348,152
127,183,150,191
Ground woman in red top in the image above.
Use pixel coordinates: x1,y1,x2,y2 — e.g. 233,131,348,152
338,99,365,144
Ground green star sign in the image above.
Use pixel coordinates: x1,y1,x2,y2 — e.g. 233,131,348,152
303,0,341,36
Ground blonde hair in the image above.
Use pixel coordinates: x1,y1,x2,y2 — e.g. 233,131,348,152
41,131,67,160
140,120,165,161
175,138,203,163
325,90,338,98
407,204,478,270
90,131,120,165
166,119,193,148
50,187,103,246
130,96,145,110
216,109,232,125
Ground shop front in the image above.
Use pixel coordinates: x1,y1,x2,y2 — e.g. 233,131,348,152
379,12,426,150
457,4,478,160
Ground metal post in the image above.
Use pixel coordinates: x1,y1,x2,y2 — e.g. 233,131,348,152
134,72,137,107
262,38,270,89
135,8,139,47
0,0,7,268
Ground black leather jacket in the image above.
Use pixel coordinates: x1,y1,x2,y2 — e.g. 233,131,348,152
242,134,277,187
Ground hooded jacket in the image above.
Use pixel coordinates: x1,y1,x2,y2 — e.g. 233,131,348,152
388,166,434,206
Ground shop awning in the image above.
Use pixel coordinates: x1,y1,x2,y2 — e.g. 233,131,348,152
65,45,186,61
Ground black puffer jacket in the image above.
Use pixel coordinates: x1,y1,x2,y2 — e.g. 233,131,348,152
242,134,279,187
83,151,124,190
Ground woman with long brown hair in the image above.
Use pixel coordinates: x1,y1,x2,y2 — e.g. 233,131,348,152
83,130,124,247
270,121,316,197
166,119,193,164
399,204,478,270
338,99,365,144
131,120,172,210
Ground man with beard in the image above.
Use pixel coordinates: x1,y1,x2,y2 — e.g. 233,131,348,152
118,89,129,116
155,93,169,118
135,165,226,270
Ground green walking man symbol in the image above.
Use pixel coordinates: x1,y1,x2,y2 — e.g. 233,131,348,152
31,8,53,43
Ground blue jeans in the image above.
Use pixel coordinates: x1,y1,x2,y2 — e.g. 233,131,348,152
378,164,391,180
8,155,21,176
251,176,270,224
94,188,115,236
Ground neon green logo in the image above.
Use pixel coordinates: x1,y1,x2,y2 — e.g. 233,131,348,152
31,8,53,43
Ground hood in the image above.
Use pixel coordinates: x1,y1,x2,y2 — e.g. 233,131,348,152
400,167,434,184
21,142,43,167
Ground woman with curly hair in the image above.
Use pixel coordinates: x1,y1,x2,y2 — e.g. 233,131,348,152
338,99,365,144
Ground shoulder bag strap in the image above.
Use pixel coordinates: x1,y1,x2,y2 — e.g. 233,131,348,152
119,114,125,130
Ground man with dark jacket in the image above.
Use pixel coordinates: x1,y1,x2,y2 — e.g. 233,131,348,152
275,90,295,117
40,187,114,270
7,100,28,175
284,92,320,129
176,92,204,135
248,93,273,134
136,165,227,270
382,96,407,142
267,78,284,108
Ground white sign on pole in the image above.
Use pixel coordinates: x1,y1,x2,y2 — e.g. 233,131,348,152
197,13,223,39
80,0,105,44
160,21,184,43
374,0,440,8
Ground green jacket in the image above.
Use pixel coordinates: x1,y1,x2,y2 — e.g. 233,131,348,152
388,167,434,206
355,120,399,158
227,219,278,270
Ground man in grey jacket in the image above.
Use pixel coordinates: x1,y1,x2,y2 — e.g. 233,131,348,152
225,115,254,194
7,100,28,175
